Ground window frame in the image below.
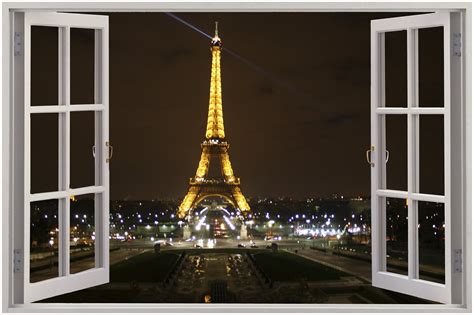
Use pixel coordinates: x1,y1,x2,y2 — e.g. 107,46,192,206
6,10,110,305
2,2,471,313
370,12,462,304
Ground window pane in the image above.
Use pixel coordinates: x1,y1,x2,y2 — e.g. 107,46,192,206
31,113,58,193
418,115,444,195
385,115,407,191
418,27,444,107
70,111,95,188
385,197,408,276
418,201,445,284
70,194,96,274
71,28,95,104
31,26,58,106
30,199,59,283
384,31,407,107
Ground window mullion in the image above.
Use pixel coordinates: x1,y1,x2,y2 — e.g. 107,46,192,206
58,26,71,277
413,27,421,280
379,33,387,272
94,29,103,268
407,27,418,280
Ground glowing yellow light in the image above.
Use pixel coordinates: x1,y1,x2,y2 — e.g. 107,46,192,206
206,47,225,139
177,25,251,219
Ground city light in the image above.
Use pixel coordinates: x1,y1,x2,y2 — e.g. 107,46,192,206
195,216,207,231
223,215,235,230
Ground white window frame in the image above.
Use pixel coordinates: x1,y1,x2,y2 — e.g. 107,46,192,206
2,2,470,313
7,11,110,304
370,11,463,304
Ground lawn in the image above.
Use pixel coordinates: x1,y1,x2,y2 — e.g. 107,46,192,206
110,251,180,283
252,251,346,282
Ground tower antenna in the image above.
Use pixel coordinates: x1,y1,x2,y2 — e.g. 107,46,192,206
215,21,218,37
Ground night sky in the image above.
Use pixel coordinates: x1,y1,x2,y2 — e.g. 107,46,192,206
30,12,445,200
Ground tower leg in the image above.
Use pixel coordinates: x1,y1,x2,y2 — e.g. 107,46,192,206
177,186,200,219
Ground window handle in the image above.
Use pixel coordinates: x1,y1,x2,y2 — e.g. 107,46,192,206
385,149,390,163
106,141,113,163
93,143,113,162
366,146,375,167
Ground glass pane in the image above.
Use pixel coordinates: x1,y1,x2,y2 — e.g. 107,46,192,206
418,115,444,195
418,201,445,284
385,197,408,276
31,113,58,193
385,115,407,191
31,26,58,106
70,111,95,188
418,27,444,107
70,194,96,274
30,199,59,283
71,28,95,104
384,31,407,107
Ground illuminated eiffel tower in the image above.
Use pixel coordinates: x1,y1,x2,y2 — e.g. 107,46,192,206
177,22,251,221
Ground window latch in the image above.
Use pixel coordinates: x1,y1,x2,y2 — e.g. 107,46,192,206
106,141,113,163
366,146,375,167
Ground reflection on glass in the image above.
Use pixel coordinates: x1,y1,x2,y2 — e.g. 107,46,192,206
384,31,407,107
31,113,58,194
70,194,96,274
419,115,444,195
31,26,58,106
30,199,59,283
418,201,445,284
71,28,95,104
418,27,444,107
70,111,95,188
385,197,408,276
385,115,407,191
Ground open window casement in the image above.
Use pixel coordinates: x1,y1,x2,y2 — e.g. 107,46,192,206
12,11,109,303
370,12,463,304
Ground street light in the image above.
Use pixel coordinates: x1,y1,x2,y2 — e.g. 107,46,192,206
49,239,54,270
268,220,275,237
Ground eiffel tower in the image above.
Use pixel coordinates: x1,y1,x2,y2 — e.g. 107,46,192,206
177,22,251,221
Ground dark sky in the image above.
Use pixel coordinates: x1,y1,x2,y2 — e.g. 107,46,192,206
30,12,445,200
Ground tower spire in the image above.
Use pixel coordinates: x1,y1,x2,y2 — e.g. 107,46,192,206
215,21,218,37
206,21,225,139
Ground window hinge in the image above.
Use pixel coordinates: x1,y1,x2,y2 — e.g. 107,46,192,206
13,249,23,273
14,32,22,57
453,33,462,57
453,249,462,273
